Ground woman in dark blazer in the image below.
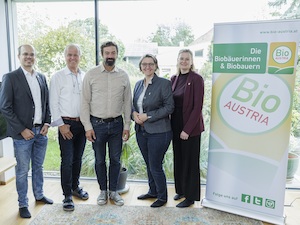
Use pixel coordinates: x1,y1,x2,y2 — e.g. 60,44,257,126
132,54,174,207
171,49,205,208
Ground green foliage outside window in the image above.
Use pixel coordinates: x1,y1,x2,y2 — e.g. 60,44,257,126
16,2,300,183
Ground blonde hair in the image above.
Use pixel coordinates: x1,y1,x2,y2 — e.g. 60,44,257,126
176,49,195,75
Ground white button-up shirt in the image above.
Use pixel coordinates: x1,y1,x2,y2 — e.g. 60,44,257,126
22,67,42,125
49,67,85,126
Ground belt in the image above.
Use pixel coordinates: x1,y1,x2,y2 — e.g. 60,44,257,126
62,117,80,122
33,124,41,127
92,115,122,123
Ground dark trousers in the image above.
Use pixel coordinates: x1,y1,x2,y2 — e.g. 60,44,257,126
59,120,86,197
136,129,172,202
171,107,201,201
172,135,201,201
91,116,123,191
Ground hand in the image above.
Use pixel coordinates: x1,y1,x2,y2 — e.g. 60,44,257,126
180,131,189,140
40,124,49,136
59,124,73,140
133,111,144,125
21,128,34,140
122,129,130,141
86,129,96,142
138,113,148,122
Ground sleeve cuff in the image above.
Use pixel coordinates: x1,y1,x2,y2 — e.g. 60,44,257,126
50,118,64,127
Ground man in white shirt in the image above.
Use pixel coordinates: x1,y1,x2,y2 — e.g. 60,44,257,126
50,44,88,212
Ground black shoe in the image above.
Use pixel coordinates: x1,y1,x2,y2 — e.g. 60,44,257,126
19,207,31,218
137,193,157,200
72,187,89,200
36,196,53,204
63,196,74,211
173,194,184,200
176,199,194,208
150,200,167,208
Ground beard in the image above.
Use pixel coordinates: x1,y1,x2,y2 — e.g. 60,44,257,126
105,58,116,67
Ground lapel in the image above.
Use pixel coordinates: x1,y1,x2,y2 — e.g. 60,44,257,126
134,80,144,98
36,73,44,101
133,80,143,110
171,75,179,92
144,74,156,94
17,67,33,99
182,72,193,111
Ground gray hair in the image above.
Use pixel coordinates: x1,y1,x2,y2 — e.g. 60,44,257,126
64,44,81,56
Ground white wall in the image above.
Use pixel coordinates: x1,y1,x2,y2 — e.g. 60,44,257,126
0,0,10,81
0,0,16,183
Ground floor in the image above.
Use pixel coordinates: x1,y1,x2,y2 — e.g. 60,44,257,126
0,178,300,225
286,165,300,189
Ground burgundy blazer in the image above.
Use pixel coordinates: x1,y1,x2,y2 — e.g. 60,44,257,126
171,71,205,137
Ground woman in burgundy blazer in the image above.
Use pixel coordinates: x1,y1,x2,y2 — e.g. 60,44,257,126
171,49,205,208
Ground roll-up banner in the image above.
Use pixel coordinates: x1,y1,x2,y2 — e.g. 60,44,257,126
202,19,300,225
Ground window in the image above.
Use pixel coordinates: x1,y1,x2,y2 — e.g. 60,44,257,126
0,82,7,141
4,0,298,188
13,0,213,185
195,49,204,57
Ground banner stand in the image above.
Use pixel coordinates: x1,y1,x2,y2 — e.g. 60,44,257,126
202,19,300,225
201,198,286,225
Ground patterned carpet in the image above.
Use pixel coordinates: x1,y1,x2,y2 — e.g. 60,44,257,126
30,204,263,225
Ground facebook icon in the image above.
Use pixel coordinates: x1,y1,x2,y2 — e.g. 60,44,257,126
241,194,251,203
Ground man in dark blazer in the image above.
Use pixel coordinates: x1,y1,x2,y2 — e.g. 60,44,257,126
0,44,53,219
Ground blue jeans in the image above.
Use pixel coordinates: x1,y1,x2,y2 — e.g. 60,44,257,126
13,127,48,208
91,116,123,191
136,129,172,202
59,120,86,197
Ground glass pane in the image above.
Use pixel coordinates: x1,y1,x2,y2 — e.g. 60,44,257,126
14,0,285,187
16,1,212,183
16,1,96,79
16,1,97,178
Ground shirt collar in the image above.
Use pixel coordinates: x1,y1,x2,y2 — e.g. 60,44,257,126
143,74,157,87
144,77,153,85
64,66,82,76
99,63,119,73
21,66,36,77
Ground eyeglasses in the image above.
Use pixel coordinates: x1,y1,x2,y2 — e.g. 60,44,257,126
22,53,35,57
141,63,155,67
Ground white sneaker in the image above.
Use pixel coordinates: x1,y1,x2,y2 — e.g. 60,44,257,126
109,191,124,206
97,190,108,205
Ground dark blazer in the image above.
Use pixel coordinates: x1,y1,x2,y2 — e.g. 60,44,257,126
0,67,51,139
132,74,174,134
171,71,204,137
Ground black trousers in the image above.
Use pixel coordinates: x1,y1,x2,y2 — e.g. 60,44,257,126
171,107,201,201
59,119,86,197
